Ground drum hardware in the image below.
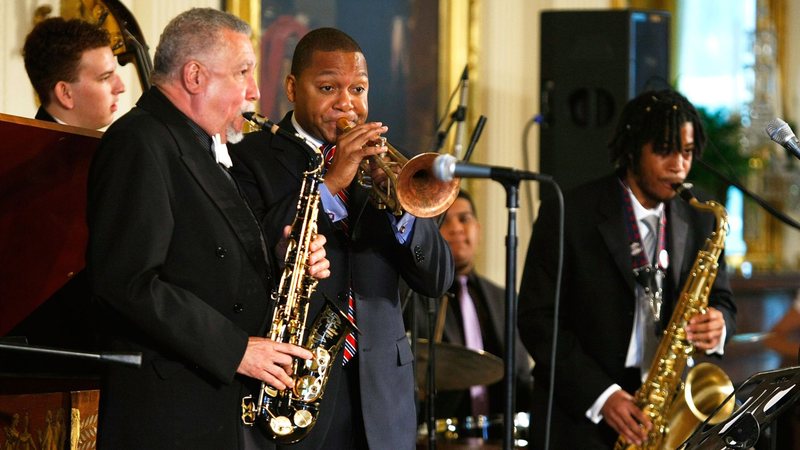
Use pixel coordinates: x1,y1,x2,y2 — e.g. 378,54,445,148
417,412,531,448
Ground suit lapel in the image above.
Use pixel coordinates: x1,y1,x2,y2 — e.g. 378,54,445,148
347,181,371,241
442,295,464,344
667,198,690,287
441,276,504,348
597,180,636,295
180,151,270,275
476,276,505,348
138,89,271,278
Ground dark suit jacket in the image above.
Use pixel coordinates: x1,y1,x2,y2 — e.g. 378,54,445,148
231,112,454,450
517,174,736,449
86,88,276,450
34,106,56,123
405,273,534,420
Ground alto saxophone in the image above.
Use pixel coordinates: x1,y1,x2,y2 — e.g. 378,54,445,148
614,183,735,450
241,113,357,444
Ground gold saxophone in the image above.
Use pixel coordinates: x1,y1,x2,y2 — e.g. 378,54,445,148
240,113,357,444
614,183,736,450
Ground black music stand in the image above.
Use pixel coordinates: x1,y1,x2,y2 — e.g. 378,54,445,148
678,366,800,450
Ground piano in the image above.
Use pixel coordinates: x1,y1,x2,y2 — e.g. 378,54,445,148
1,1,153,447
0,113,103,450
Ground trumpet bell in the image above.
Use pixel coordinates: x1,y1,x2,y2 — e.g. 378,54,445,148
397,153,460,218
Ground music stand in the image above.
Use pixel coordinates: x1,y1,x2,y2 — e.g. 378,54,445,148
678,366,800,450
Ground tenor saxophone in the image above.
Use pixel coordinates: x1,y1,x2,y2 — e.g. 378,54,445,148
240,113,357,444
614,183,735,450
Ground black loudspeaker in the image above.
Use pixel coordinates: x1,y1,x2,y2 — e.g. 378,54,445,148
539,9,671,196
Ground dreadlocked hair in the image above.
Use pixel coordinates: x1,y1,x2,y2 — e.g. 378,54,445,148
608,89,705,174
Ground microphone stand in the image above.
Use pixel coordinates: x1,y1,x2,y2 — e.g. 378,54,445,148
407,117,486,450
500,178,520,450
490,172,557,450
426,296,437,450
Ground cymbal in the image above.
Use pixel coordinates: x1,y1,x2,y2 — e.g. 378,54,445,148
414,338,503,391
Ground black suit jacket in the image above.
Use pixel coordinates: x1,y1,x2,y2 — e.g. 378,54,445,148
517,174,736,449
405,273,534,420
87,88,276,450
231,112,454,450
34,106,56,123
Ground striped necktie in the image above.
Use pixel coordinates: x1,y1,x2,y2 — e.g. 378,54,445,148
342,291,357,365
320,143,357,364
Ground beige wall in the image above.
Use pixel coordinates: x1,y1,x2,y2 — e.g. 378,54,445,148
473,0,611,285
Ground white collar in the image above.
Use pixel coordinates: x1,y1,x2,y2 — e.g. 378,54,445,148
626,186,664,223
290,114,324,149
212,133,233,168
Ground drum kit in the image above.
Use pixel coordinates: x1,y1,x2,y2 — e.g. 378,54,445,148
414,339,529,449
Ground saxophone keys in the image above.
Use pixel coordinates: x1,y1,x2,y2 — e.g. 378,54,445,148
270,416,294,436
241,395,256,426
294,410,314,428
314,347,331,368
295,375,323,402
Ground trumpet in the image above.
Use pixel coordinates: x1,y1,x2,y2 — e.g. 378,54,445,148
336,118,459,218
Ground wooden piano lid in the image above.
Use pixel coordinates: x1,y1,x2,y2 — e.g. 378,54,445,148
0,113,101,336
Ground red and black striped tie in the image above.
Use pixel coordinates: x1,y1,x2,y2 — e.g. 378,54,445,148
320,143,357,364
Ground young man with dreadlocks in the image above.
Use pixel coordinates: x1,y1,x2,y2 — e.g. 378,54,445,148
517,89,736,449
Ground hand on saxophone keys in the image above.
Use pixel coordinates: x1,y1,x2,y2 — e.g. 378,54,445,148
602,390,652,446
237,337,313,390
275,225,330,280
686,306,725,350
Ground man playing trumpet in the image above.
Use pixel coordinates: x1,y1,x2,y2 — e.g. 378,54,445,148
231,27,454,449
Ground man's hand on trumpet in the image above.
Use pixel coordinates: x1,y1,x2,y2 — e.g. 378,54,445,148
366,152,401,191
324,121,387,195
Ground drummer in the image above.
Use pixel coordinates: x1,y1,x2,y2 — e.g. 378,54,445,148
406,190,534,423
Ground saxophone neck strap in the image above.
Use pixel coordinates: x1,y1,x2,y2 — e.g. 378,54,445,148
619,178,668,322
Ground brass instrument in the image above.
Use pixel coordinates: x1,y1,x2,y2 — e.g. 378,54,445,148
336,118,460,218
614,183,735,450
241,113,356,444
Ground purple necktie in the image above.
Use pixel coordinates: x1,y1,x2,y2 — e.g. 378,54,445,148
458,275,489,416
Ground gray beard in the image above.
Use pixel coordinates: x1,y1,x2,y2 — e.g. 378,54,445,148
226,125,244,144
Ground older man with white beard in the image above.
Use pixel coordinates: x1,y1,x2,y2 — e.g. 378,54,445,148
85,8,330,450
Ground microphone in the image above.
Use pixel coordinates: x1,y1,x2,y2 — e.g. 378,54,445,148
766,118,800,159
453,66,469,159
432,154,552,183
